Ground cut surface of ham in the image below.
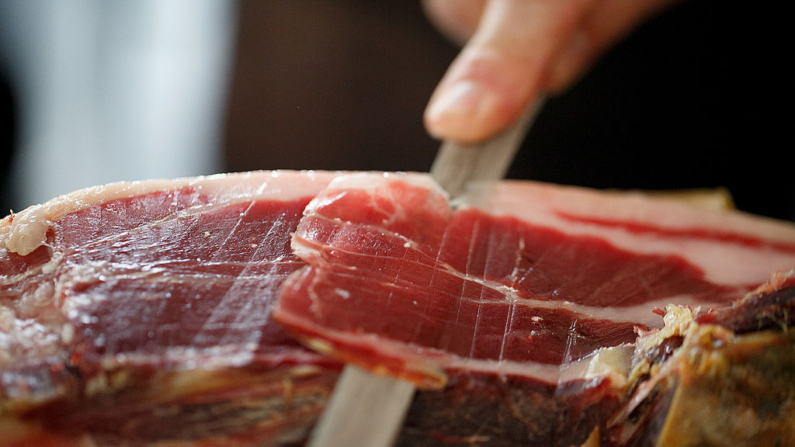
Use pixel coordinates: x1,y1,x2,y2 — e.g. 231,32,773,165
2,170,794,446
273,173,795,388
0,171,343,445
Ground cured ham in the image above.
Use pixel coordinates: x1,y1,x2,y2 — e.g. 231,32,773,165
273,172,795,446
1,170,794,446
0,171,343,446
274,173,795,384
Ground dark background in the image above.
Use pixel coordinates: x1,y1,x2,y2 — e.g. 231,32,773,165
2,0,793,221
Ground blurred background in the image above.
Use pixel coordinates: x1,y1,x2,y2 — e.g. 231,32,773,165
0,0,792,221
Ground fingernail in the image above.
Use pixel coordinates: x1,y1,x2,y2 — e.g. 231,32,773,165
425,80,498,132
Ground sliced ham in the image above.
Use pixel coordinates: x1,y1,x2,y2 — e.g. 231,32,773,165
273,173,795,386
272,172,795,445
0,171,343,445
1,170,794,446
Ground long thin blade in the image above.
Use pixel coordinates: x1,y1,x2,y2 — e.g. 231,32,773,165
307,365,416,447
307,99,544,447
430,98,544,198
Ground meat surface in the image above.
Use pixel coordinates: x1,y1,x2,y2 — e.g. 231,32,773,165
272,172,795,446
274,173,795,385
2,170,794,446
0,171,343,446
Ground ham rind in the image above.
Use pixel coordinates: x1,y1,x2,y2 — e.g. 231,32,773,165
0,171,343,445
606,280,795,446
274,173,795,389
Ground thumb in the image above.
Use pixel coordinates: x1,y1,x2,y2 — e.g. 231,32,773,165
424,0,594,143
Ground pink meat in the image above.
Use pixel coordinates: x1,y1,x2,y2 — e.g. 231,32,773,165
0,171,343,444
273,173,795,388
3,170,794,446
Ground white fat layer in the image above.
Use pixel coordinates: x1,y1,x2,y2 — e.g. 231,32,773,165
450,343,634,386
1,170,342,256
292,314,634,387
323,172,442,197
463,181,795,287
557,344,634,387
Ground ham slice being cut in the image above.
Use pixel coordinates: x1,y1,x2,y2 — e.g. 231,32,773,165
1,170,794,446
272,172,795,446
274,173,795,384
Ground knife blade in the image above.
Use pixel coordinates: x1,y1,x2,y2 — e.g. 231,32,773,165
430,98,545,200
306,98,544,447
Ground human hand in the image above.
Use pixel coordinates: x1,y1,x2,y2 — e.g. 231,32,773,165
423,0,684,143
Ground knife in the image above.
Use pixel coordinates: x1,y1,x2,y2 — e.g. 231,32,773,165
306,99,545,447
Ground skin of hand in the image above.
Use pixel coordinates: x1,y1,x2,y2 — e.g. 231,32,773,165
422,0,685,143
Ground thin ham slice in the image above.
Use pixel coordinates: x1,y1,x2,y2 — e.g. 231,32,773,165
273,173,795,389
2,170,794,446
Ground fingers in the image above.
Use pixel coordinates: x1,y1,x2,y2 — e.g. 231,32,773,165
546,0,685,93
422,0,485,45
423,0,685,143
424,0,595,143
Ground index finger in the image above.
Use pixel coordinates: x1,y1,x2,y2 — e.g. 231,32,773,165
424,0,596,143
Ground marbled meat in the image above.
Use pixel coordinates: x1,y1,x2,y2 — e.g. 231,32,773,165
2,171,794,446
273,172,795,446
